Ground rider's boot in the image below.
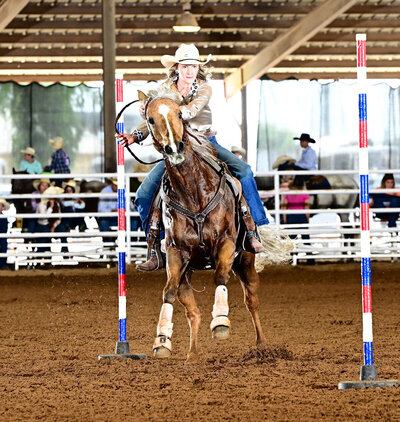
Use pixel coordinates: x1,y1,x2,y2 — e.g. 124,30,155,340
136,207,165,271
240,199,265,254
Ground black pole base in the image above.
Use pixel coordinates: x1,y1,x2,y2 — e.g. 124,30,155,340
339,365,398,390
98,341,147,360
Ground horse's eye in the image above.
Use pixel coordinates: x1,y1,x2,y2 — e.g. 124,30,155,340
178,111,182,120
148,117,155,125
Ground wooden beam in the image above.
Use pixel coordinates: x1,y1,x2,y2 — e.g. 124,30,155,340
224,0,358,99
0,0,30,31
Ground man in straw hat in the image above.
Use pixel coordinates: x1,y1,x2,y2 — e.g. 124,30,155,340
0,198,10,269
117,43,269,271
48,136,71,186
231,145,246,160
20,147,43,174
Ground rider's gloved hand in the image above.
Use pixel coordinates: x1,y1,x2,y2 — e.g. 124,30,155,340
116,131,142,147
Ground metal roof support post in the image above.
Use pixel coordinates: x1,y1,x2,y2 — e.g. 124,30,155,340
102,0,117,173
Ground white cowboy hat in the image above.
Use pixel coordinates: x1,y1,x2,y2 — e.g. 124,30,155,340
41,186,64,202
33,178,53,191
62,179,80,193
49,136,65,150
161,44,212,68
20,147,36,156
0,198,10,210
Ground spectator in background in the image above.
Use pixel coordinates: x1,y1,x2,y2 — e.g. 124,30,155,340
371,173,400,228
0,198,10,269
281,175,310,238
279,133,317,172
231,145,246,160
97,178,118,242
48,137,71,186
61,179,86,231
20,147,43,174
36,186,67,252
281,175,314,264
28,178,52,233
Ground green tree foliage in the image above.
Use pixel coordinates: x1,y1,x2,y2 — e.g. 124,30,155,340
0,82,102,172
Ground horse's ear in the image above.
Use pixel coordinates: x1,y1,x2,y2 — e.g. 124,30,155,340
12,167,16,174
138,90,148,101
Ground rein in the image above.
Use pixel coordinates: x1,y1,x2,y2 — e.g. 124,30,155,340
114,98,163,165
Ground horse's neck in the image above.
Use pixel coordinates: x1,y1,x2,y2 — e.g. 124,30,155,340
166,148,217,209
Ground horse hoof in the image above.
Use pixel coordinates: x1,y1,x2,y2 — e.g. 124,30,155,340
153,346,171,359
212,325,230,340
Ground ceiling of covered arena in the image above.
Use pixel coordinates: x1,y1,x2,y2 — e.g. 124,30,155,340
1,0,400,95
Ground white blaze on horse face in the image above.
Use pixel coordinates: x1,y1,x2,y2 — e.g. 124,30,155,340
157,103,184,166
158,104,176,150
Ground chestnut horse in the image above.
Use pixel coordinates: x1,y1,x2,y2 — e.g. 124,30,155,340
141,89,267,361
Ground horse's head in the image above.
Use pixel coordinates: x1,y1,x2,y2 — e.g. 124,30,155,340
140,90,187,167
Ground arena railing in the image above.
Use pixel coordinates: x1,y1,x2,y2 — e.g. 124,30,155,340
255,168,400,264
1,169,399,269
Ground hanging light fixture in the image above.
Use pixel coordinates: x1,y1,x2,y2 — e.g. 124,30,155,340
173,2,200,33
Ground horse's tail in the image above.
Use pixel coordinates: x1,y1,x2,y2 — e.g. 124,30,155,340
254,225,294,272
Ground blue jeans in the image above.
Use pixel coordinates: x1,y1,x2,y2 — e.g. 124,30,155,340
135,136,269,234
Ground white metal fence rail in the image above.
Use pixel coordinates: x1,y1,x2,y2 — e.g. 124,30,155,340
0,169,399,269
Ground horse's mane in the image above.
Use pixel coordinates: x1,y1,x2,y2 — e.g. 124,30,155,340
147,85,181,104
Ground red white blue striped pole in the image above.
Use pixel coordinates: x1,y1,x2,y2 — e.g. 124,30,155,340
98,74,146,360
338,35,397,389
356,34,375,378
116,73,127,345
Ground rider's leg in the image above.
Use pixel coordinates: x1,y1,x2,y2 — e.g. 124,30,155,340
207,136,269,227
136,206,165,271
134,161,166,234
134,161,166,271
240,196,265,253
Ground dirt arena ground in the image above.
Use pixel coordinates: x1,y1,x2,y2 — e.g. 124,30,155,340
1,262,400,422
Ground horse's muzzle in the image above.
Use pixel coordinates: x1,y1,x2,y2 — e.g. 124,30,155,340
164,141,185,156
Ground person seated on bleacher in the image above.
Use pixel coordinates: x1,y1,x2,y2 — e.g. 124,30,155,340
36,186,68,253
97,178,118,244
371,173,400,228
0,199,10,270
20,147,43,174
61,179,86,231
28,178,53,233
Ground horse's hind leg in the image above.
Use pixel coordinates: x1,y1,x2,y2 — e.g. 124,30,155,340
233,252,267,349
177,271,201,362
153,247,186,359
210,239,235,340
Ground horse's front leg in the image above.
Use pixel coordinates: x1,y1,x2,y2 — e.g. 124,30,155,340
153,246,187,359
177,270,201,362
210,238,235,340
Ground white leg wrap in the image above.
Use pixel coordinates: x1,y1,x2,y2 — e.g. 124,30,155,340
211,285,229,319
156,303,174,338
